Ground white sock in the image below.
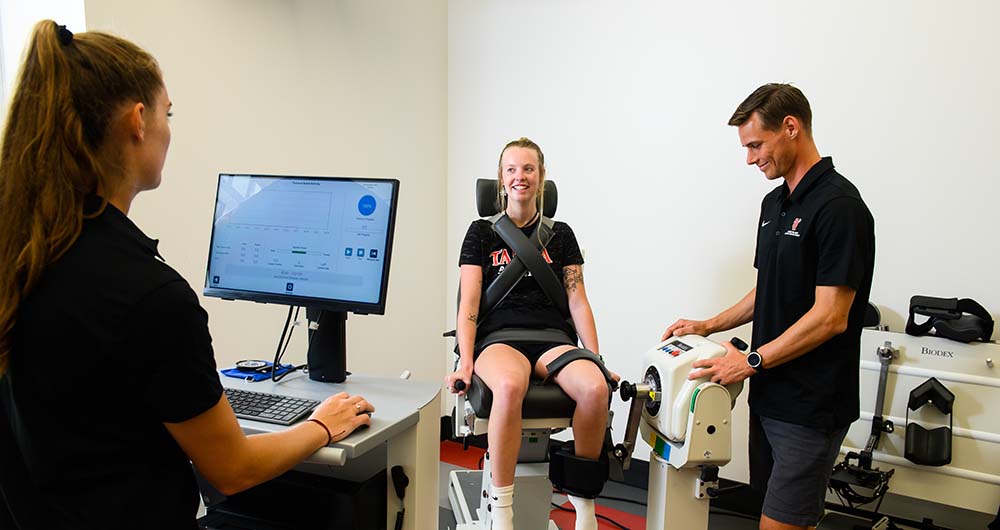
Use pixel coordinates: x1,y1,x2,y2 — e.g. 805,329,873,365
490,483,514,530
568,494,598,530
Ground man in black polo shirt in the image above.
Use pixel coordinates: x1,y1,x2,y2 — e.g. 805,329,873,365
663,83,875,530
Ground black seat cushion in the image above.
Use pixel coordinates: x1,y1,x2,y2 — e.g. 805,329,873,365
467,374,576,419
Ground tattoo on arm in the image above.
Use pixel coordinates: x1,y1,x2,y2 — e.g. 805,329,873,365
563,266,583,293
467,313,478,323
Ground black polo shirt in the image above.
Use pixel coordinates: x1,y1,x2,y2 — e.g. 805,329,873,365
7,198,223,529
750,157,875,431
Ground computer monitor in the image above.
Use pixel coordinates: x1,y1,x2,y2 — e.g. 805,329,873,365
203,173,400,382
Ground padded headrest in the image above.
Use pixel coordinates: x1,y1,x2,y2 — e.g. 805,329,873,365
476,178,558,218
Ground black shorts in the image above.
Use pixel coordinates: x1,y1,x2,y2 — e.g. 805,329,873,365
749,413,849,526
473,340,573,368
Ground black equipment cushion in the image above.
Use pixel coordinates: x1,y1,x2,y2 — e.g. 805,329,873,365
862,302,881,328
548,441,608,499
905,423,952,467
467,374,576,419
905,295,994,343
906,377,955,415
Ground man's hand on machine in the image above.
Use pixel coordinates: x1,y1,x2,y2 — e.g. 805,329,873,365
445,366,473,396
687,340,756,386
661,318,713,340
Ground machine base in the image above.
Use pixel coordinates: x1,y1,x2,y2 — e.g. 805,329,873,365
448,469,559,530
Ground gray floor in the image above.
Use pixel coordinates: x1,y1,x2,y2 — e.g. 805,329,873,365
438,461,758,530
437,461,996,530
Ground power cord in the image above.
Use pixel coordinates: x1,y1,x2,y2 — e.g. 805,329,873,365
391,466,408,530
271,306,306,382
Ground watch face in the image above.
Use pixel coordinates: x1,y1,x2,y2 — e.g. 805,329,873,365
747,352,762,368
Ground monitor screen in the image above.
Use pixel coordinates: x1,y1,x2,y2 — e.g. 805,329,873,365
203,174,400,315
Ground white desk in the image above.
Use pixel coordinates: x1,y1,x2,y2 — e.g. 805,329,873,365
222,372,441,530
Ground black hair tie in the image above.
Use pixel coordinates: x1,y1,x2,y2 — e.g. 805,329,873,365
56,24,74,46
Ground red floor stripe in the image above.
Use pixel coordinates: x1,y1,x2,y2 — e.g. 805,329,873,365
441,440,486,470
551,500,647,530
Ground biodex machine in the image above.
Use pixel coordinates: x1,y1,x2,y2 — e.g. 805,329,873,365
615,334,746,530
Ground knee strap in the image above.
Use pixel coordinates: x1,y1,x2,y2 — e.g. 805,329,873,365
549,441,609,499
543,348,617,390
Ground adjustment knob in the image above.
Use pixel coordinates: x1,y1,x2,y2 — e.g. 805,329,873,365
619,381,636,401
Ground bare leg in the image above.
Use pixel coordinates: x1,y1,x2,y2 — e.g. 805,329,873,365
536,346,608,530
474,344,532,487
535,346,609,459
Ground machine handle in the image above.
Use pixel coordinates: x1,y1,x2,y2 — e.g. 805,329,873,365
453,380,466,391
619,381,636,401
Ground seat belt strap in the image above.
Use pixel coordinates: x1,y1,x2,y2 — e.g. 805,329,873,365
491,215,570,319
477,214,560,321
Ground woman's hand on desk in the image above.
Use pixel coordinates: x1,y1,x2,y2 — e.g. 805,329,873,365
309,392,375,444
166,392,374,496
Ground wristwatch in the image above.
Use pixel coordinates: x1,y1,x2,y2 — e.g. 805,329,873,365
746,351,764,372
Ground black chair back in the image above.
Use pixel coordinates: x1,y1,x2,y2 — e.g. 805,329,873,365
863,302,881,328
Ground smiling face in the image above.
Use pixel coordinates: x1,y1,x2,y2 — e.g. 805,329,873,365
498,146,544,206
737,111,799,181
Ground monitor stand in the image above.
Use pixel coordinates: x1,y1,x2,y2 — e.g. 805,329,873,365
306,308,348,383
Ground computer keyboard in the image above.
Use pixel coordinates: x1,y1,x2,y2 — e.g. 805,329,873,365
224,387,320,426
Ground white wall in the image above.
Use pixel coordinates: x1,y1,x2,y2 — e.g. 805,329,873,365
0,0,85,125
84,0,448,384
448,0,1000,486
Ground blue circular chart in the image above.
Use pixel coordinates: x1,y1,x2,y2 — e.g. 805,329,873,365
358,195,377,216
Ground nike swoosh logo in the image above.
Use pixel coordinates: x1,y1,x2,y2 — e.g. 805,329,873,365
761,220,771,227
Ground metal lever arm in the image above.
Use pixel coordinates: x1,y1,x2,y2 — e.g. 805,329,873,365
613,381,653,470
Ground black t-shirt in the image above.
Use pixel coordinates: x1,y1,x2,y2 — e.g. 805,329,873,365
750,157,875,430
7,200,223,530
459,218,583,341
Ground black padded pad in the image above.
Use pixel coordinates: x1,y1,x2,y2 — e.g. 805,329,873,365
905,423,952,466
467,374,576,419
476,178,558,218
907,377,954,414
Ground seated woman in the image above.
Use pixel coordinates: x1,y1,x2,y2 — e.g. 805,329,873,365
445,137,617,530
